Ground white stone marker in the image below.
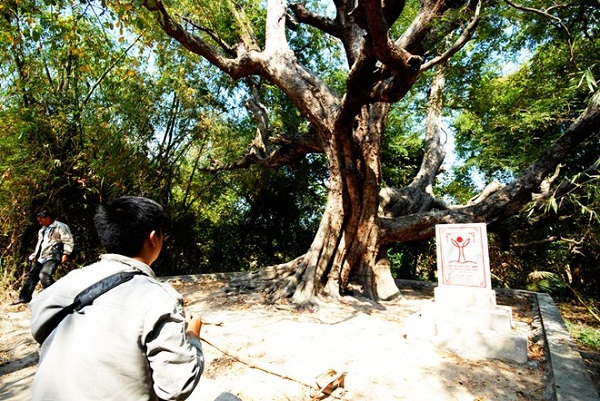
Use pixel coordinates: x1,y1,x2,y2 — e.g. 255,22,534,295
433,223,512,330
407,223,528,363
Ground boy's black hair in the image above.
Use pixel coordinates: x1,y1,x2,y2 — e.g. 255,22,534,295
94,196,164,257
36,210,55,219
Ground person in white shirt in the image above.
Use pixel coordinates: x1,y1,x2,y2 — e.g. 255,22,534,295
12,209,75,305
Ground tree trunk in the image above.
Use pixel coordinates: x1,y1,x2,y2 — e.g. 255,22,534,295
281,103,399,304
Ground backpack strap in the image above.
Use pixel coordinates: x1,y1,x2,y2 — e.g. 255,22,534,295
37,270,144,344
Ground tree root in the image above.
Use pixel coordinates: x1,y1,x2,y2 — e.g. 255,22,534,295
223,256,303,301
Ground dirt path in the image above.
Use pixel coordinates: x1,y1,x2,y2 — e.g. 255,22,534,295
1,277,547,400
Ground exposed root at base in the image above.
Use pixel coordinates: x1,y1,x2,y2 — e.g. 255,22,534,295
223,257,303,300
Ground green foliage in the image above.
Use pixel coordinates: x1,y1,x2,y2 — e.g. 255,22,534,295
0,1,212,284
565,320,600,350
154,159,325,275
445,1,599,190
526,271,568,295
387,240,437,282
381,69,433,188
409,2,600,300
381,128,423,188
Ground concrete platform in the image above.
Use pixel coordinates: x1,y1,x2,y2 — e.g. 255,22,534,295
397,279,599,401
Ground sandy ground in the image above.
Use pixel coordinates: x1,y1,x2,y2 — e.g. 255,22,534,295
1,276,548,401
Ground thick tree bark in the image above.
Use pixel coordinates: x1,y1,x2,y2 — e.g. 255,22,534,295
279,103,396,303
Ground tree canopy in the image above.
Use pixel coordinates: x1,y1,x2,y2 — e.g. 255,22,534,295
1,0,598,304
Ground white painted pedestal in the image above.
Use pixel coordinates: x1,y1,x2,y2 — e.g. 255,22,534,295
408,285,529,363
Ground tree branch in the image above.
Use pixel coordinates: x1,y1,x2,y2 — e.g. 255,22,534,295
200,335,312,389
362,0,422,75
410,62,447,193
204,130,323,172
511,236,559,247
420,0,482,72
264,0,290,54
378,63,450,217
396,0,447,52
178,15,236,56
502,0,574,60
528,162,600,218
467,180,505,205
82,36,141,107
288,3,341,38
141,0,260,79
142,0,340,131
363,0,464,104
503,0,571,38
244,79,271,157
379,89,600,242
487,90,600,215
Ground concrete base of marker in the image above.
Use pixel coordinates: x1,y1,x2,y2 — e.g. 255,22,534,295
435,320,528,363
422,301,515,333
434,286,498,309
406,286,529,364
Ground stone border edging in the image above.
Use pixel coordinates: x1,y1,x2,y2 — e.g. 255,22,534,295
537,292,600,401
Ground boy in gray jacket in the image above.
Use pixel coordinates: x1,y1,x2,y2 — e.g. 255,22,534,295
30,196,204,400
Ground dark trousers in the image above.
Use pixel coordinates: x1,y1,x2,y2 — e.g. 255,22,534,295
18,260,58,302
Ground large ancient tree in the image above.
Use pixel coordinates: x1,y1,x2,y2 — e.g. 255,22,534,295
124,0,600,304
